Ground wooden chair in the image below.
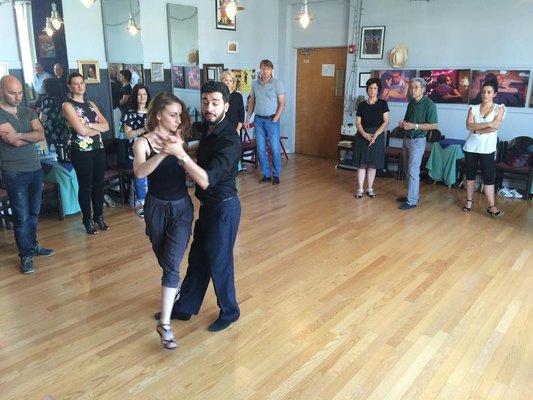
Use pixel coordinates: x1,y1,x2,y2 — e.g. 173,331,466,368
103,168,125,204
240,126,257,169
42,181,64,220
384,128,404,180
495,136,533,199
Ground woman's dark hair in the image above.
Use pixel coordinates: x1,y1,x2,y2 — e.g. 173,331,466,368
67,72,83,85
43,78,61,98
482,79,498,93
120,69,132,82
146,92,191,139
365,77,381,94
129,84,151,112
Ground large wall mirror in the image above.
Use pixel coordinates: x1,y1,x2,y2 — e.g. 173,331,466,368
12,0,69,104
167,3,200,115
101,0,143,137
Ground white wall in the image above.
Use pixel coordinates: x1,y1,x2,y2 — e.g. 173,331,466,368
0,2,21,69
351,0,533,141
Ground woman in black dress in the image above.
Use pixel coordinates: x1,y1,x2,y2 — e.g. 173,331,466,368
354,78,390,198
62,72,110,234
133,92,193,350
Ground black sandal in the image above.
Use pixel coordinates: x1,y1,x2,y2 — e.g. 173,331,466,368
462,199,474,212
486,206,504,218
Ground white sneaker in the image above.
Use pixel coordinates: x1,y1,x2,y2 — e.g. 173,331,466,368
509,189,524,199
497,187,514,198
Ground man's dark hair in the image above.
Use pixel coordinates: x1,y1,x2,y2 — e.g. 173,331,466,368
365,77,381,93
201,81,230,103
129,83,151,111
67,72,83,85
120,69,132,82
43,78,62,98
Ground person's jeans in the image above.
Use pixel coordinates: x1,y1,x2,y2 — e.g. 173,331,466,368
133,177,147,205
403,137,426,205
254,116,281,178
2,169,43,257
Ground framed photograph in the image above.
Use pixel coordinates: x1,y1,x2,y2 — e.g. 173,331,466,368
0,62,9,79
469,70,530,107
360,26,385,59
171,65,185,89
124,63,144,85
184,66,201,90
216,0,236,30
227,41,238,54
108,63,123,83
358,72,372,88
78,60,100,84
420,69,470,104
373,69,416,102
202,63,224,85
151,62,164,83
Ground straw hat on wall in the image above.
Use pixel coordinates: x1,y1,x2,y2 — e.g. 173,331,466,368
389,44,409,68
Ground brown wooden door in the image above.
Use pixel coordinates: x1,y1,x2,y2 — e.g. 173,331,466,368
296,47,346,158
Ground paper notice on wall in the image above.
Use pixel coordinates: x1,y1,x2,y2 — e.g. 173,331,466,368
321,64,335,77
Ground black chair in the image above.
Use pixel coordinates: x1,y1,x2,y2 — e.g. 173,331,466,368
384,128,404,180
240,126,257,169
496,136,533,199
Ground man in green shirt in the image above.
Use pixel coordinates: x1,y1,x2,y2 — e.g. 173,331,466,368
397,77,438,210
0,75,55,274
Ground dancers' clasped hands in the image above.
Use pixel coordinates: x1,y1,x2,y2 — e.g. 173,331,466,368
152,129,187,159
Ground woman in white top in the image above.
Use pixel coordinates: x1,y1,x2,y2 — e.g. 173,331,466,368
463,80,505,217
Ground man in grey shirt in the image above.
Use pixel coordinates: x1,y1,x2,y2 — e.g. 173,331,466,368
0,75,54,274
245,59,286,185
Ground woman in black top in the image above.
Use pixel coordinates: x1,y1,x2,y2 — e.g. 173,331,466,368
354,78,390,198
133,92,193,350
62,72,110,234
221,70,244,132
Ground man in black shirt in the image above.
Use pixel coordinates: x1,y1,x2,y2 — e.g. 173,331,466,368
156,81,242,332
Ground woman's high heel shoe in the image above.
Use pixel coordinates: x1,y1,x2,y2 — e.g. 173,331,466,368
94,216,110,231
156,323,177,350
486,205,504,218
462,198,474,212
83,219,98,235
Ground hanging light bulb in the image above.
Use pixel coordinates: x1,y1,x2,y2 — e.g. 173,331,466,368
126,13,140,36
43,17,54,37
295,0,314,29
50,2,63,30
80,0,95,8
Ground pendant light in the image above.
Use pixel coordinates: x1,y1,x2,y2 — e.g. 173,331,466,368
49,2,63,30
295,0,314,29
126,0,140,36
80,0,95,8
43,17,54,37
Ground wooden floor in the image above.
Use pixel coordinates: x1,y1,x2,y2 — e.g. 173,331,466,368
1,155,532,400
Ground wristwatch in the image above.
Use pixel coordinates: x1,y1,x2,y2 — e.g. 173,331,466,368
177,155,190,166
414,123,419,130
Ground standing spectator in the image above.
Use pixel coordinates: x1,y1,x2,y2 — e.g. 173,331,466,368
0,75,55,274
62,72,110,234
397,77,438,210
245,59,285,185
53,63,69,96
118,69,133,118
40,78,69,150
33,63,52,101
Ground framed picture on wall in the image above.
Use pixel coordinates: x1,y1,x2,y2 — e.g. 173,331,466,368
151,62,164,83
358,72,372,88
419,69,470,104
372,69,416,102
359,26,385,59
184,66,201,90
469,70,530,107
0,62,9,79
216,0,236,30
227,41,238,54
78,60,100,84
108,63,123,83
202,63,224,85
171,65,185,89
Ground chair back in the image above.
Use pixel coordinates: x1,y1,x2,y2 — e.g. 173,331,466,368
426,129,444,143
240,126,254,144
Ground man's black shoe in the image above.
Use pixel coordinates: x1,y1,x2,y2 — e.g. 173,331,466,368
272,176,280,185
396,196,407,202
399,202,417,210
208,316,239,332
153,310,192,321
20,256,35,274
259,176,271,184
32,245,55,257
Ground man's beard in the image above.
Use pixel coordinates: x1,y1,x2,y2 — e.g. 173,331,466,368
202,111,225,126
